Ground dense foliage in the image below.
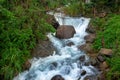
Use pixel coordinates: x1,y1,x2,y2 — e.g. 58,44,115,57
92,14,120,79
0,0,120,80
63,0,120,16
0,0,57,80
93,14,120,50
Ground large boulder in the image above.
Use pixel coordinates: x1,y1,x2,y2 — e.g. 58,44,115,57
56,25,76,39
51,75,64,80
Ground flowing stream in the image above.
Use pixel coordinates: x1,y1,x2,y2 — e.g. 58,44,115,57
14,12,99,80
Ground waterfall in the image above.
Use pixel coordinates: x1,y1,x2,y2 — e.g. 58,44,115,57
14,12,99,80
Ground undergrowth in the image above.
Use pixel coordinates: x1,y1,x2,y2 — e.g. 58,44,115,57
92,14,120,80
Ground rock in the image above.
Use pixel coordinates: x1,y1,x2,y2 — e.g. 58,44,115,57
23,60,31,70
99,48,113,57
84,61,90,66
32,40,55,57
52,21,59,29
46,15,59,29
52,62,58,67
79,55,85,62
66,42,74,46
56,25,76,39
51,75,64,80
84,34,96,43
90,58,98,66
84,75,98,80
86,25,96,34
97,71,106,80
100,61,109,70
98,12,107,18
81,70,86,76
49,62,58,70
79,43,93,53
97,55,105,62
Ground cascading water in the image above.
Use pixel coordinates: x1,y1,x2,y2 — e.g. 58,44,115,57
14,12,99,80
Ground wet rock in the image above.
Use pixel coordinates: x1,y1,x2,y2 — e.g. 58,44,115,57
84,75,98,80
79,55,85,62
100,61,109,70
79,43,93,53
90,58,98,66
81,70,86,76
23,60,31,70
49,62,58,70
66,42,74,46
99,48,113,57
32,40,55,57
84,34,96,43
97,55,105,62
51,75,64,80
78,77,81,80
52,62,58,67
52,21,59,29
46,15,59,29
84,61,90,66
97,71,106,80
56,25,76,39
86,25,96,34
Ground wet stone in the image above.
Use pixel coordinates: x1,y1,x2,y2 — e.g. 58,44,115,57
51,75,64,80
49,62,58,70
84,75,98,80
97,55,105,62
52,62,58,67
25,73,37,80
81,70,86,76
84,61,90,66
78,77,81,80
66,42,74,46
79,55,85,62
90,58,98,66
49,64,56,70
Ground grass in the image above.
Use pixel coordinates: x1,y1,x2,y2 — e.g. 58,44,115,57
92,14,120,80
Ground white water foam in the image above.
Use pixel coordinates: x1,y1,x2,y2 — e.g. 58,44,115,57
14,13,98,80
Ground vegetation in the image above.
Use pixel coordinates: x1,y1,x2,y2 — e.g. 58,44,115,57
92,14,120,79
63,0,93,16
63,0,120,16
0,0,56,80
0,0,120,80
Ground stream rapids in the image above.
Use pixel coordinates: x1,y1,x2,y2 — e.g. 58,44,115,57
14,12,99,80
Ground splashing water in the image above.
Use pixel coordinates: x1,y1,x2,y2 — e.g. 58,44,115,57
14,13,99,80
